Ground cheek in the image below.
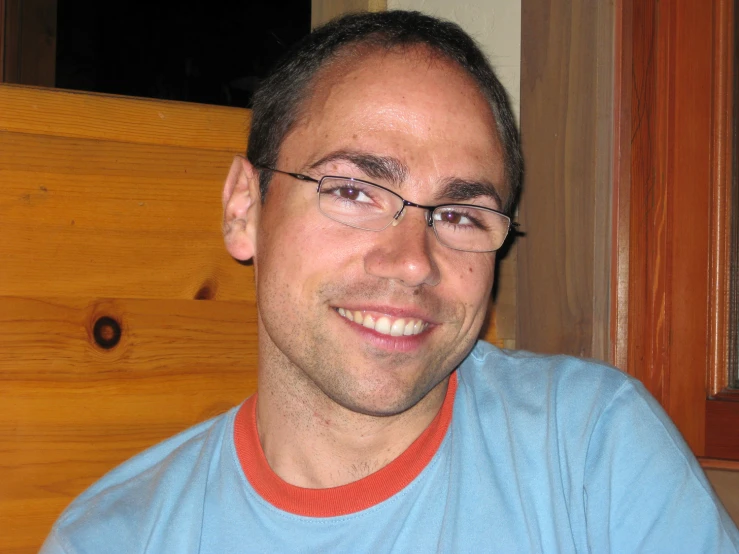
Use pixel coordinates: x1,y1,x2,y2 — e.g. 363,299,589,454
446,256,495,311
257,206,366,297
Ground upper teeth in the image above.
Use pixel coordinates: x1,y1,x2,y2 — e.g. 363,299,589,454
337,308,428,337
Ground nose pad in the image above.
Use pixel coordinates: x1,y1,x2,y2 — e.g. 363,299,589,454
391,206,406,227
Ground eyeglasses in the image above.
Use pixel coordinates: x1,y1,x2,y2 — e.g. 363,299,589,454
256,167,512,253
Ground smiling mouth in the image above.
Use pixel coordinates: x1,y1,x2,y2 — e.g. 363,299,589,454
336,308,429,337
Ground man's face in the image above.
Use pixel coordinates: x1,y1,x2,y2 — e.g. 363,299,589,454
253,48,506,417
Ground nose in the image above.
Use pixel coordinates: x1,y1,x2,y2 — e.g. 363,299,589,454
364,208,441,287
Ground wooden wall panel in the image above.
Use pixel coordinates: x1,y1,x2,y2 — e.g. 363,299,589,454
0,297,257,552
0,132,254,301
519,0,614,360
0,85,251,151
0,85,257,553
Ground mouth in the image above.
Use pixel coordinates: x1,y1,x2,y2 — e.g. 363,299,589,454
336,308,429,337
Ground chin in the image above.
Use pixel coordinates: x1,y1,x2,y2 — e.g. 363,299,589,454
322,374,440,418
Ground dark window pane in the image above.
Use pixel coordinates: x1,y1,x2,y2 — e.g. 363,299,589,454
55,0,310,108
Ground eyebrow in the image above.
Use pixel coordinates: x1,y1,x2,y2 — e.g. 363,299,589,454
308,150,409,186
308,149,504,208
437,178,504,208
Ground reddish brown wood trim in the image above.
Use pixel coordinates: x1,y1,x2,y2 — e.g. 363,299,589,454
700,457,739,471
666,0,715,457
706,399,739,460
704,0,737,459
627,0,672,405
623,0,719,455
712,390,739,402
709,0,735,397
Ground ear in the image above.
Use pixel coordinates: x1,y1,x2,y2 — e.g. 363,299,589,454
222,156,260,261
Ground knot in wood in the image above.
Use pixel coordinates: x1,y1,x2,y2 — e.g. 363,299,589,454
93,316,122,349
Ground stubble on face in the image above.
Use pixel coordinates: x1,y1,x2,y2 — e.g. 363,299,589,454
257,258,482,418
254,46,501,421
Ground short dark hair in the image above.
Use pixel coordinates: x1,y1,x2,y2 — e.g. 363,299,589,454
247,10,522,213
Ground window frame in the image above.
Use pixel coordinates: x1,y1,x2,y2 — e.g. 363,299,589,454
614,0,739,464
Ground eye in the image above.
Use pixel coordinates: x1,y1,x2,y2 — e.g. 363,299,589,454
337,186,367,202
436,210,468,226
322,181,375,205
434,209,476,227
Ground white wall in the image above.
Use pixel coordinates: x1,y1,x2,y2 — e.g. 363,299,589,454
386,0,521,122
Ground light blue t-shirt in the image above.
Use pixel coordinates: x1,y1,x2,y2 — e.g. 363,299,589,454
42,342,739,553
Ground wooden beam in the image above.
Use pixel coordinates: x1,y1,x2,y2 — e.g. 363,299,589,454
311,0,386,29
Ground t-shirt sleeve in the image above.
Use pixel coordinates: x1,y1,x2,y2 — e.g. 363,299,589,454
583,379,739,553
39,529,72,554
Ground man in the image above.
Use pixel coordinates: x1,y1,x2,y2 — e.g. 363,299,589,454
43,10,739,553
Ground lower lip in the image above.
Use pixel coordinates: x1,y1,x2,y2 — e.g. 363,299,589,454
336,312,430,353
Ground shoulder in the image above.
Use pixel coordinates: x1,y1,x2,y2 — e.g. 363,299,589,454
45,407,239,553
458,340,635,415
457,341,698,461
458,342,739,551
452,341,645,475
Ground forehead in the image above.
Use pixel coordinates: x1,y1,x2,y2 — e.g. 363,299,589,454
278,46,505,196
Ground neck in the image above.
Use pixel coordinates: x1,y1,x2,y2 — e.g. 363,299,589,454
255,344,449,489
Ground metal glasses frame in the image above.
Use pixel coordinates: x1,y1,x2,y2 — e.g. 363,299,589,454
255,166,513,252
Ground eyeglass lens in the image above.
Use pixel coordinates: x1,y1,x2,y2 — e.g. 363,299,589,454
317,177,509,252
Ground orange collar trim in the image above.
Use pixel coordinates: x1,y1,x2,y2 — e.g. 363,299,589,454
233,372,457,517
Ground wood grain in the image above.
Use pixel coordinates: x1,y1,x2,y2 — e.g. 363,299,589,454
703,0,738,462
0,85,254,553
0,297,258,552
519,0,614,360
708,0,735,396
0,84,250,151
627,0,671,405
621,0,728,455
706,399,739,460
0,131,254,301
